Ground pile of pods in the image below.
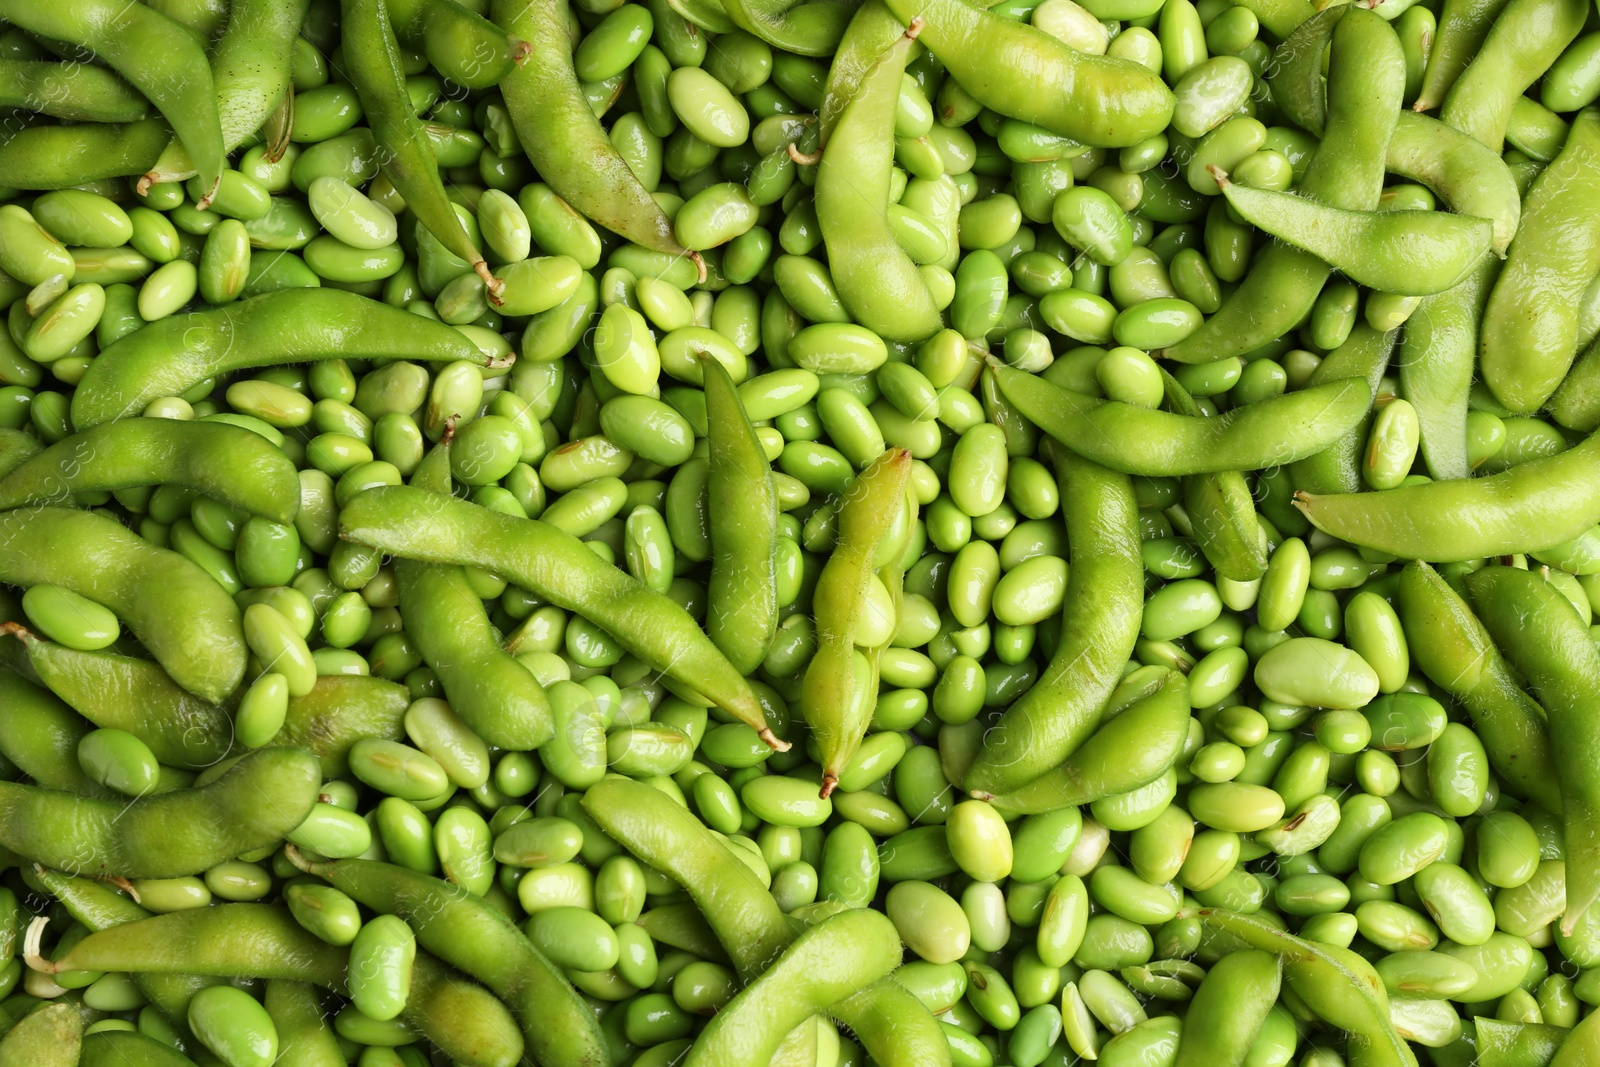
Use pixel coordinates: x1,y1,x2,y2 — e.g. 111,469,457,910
0,0,1598,1062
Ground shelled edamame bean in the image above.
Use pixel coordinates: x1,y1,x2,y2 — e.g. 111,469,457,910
1,0,1600,1062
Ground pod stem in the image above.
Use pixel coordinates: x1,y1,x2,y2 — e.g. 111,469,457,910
475,261,506,305
22,915,55,973
787,142,821,166
819,771,839,799
193,175,221,211
758,727,792,753
282,844,321,876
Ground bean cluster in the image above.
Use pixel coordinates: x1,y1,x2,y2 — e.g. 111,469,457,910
0,0,1598,1064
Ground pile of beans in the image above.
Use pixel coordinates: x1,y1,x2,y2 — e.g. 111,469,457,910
0,0,1598,1063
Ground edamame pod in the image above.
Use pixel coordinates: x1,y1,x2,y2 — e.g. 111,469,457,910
0,0,225,202
385,0,528,89
1199,908,1415,1067
1396,261,1492,483
0,59,148,123
816,23,942,342
1397,561,1561,813
1162,8,1403,363
0,668,109,796
397,561,553,751
684,908,901,1067
278,675,410,777
26,864,216,1027
803,448,912,793
0,119,170,191
1175,950,1282,1066
993,363,1368,476
1478,107,1600,413
1163,373,1266,582
284,855,604,1067
0,747,318,878
721,0,853,55
342,0,500,299
0,1001,79,1066
1386,111,1521,257
1214,168,1493,296
72,290,503,430
141,0,310,187
1465,566,1600,935
339,486,785,748
1437,0,1587,152
583,777,953,1067
977,668,1191,813
964,443,1141,795
494,0,697,265
1290,325,1397,496
704,356,780,675
24,903,523,1067
818,0,904,145
881,0,1173,147
0,419,299,522
0,508,244,702
1,627,233,770
1295,428,1600,560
